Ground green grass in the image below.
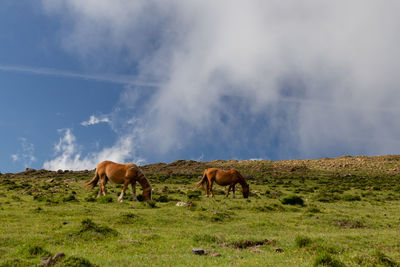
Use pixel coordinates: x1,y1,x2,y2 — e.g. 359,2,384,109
1,156,400,266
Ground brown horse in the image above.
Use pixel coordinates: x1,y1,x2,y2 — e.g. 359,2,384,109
196,168,249,198
86,161,152,202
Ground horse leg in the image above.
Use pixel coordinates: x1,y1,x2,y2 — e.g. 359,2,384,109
98,175,107,197
118,180,130,202
209,180,215,198
232,184,236,198
205,181,209,197
101,177,108,196
131,181,138,201
226,185,232,198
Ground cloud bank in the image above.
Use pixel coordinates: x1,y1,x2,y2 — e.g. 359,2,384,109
41,1,400,169
43,129,144,170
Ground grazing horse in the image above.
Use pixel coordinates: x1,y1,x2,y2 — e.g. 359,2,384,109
196,168,249,198
86,161,152,202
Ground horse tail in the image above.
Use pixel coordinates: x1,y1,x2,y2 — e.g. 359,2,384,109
86,169,100,189
196,169,208,187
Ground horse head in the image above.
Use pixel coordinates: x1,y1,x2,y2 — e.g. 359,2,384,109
142,187,153,200
242,183,250,198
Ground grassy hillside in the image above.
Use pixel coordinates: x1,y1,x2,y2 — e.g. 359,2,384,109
1,155,400,266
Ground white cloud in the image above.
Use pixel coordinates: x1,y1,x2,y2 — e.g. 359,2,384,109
12,138,36,167
11,154,19,162
81,115,111,127
43,128,144,170
41,1,400,162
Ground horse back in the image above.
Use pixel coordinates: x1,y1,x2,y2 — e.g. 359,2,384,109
209,168,241,186
97,161,132,184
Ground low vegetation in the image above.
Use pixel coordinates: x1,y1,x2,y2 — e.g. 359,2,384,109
0,155,400,266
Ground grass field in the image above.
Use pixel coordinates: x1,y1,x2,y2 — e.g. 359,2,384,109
1,155,400,266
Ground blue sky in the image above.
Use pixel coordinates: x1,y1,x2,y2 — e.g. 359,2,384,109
1,1,400,173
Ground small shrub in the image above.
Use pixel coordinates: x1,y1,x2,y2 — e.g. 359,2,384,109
62,194,78,202
146,200,157,208
341,194,361,201
84,196,96,202
26,245,51,257
281,195,304,206
61,256,93,267
315,192,340,203
295,235,313,248
97,195,113,203
314,251,345,267
156,195,169,202
187,190,201,200
78,218,118,237
136,194,144,201
307,207,321,213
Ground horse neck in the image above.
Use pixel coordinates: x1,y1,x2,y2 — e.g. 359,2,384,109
238,177,248,188
137,170,151,191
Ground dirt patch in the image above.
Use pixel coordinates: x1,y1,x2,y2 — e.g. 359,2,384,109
230,239,276,249
334,219,365,229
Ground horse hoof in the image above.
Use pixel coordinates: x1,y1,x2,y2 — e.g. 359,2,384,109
118,198,123,202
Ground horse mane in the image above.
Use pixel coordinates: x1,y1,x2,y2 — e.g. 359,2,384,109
236,171,249,188
136,169,151,189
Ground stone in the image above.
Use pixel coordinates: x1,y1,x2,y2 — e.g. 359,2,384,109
176,201,188,207
192,248,205,255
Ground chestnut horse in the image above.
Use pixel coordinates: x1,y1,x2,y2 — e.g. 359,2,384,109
86,161,152,202
196,168,249,198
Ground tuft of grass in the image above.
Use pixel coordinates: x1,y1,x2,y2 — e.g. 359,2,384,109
62,194,78,202
26,245,51,257
77,218,118,238
61,256,93,267
156,195,169,202
136,194,144,201
295,235,313,248
84,195,96,202
281,195,304,206
117,213,138,224
193,233,219,244
210,211,233,222
314,251,345,267
341,194,361,201
146,200,158,208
